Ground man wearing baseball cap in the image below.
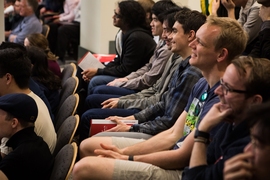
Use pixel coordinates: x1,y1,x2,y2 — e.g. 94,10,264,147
0,93,53,180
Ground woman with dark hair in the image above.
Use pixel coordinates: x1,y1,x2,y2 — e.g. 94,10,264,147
24,33,62,78
26,46,61,115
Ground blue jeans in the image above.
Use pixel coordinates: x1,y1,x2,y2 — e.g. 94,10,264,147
91,85,138,96
85,94,121,109
79,108,141,142
88,75,117,94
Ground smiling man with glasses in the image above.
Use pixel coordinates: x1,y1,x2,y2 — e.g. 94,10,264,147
183,56,270,180
184,56,270,179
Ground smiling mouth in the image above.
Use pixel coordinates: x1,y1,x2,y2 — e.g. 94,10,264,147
191,52,197,57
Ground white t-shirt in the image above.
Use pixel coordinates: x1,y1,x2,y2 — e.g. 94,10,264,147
28,91,56,153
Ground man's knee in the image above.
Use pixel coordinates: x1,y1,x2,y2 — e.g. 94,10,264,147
85,94,103,109
91,85,107,94
88,77,100,94
73,157,95,179
79,138,96,158
80,136,113,158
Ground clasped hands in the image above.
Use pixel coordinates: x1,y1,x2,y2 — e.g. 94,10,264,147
94,143,129,160
103,115,135,132
81,68,98,82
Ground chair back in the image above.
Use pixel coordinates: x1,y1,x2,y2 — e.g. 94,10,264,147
53,115,79,156
50,142,78,180
59,76,78,106
55,94,79,131
42,24,50,38
61,63,76,87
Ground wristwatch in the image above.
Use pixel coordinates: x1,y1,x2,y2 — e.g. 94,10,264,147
194,129,210,144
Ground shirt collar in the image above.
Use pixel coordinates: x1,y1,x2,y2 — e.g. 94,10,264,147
6,126,35,150
180,55,191,67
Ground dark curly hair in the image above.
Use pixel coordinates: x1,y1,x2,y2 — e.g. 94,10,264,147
118,0,147,29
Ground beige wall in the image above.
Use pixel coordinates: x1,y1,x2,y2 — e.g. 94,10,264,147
80,0,119,54
80,0,201,54
0,0,4,42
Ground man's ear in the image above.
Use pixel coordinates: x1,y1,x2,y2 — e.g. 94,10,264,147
5,73,12,85
217,48,228,63
11,118,19,129
251,94,263,105
188,30,196,42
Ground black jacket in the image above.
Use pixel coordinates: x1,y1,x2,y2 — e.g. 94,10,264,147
97,27,156,77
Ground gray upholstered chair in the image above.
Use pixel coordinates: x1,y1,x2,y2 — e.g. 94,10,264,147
61,63,76,87
58,76,78,107
54,94,79,131
53,115,79,156
50,142,78,180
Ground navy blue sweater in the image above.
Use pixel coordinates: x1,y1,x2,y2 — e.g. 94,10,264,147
182,120,250,180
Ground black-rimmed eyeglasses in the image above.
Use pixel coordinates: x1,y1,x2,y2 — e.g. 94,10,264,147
220,78,247,95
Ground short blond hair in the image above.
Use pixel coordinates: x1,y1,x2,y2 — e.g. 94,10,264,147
206,15,248,61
